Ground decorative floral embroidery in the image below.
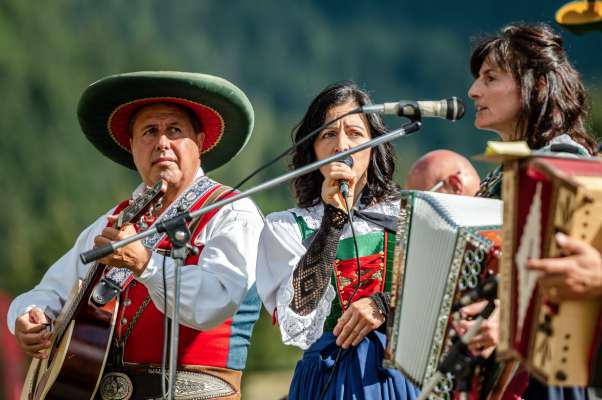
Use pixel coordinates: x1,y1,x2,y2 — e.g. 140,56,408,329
333,253,386,310
143,176,217,250
105,176,218,288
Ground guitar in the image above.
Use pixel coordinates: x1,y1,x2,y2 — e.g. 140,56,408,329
21,180,166,400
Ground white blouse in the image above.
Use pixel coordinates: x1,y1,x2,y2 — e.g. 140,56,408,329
7,168,264,333
256,200,399,349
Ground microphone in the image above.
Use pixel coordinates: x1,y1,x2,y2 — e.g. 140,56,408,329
361,97,465,121
451,275,498,312
337,155,354,198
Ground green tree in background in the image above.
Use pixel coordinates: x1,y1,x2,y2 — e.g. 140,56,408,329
0,2,599,398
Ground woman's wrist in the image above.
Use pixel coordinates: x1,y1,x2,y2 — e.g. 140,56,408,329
323,202,348,230
369,292,390,318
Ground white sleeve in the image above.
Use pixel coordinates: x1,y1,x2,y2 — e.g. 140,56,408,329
6,210,115,334
256,211,335,350
136,197,264,331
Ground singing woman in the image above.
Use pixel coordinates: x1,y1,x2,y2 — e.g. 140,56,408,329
256,82,418,399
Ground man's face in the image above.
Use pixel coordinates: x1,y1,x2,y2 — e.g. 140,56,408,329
130,103,204,190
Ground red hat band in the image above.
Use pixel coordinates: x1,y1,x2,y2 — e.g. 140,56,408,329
107,97,225,154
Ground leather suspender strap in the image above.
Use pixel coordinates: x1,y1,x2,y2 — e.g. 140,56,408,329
187,185,235,238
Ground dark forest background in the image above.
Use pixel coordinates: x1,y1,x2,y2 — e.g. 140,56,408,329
0,1,600,397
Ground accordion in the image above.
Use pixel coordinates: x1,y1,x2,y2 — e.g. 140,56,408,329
498,155,602,387
385,191,503,399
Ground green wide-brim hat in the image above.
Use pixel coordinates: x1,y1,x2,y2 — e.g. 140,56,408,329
77,71,254,172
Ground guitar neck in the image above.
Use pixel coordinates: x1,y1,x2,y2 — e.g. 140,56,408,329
115,180,166,229
52,180,166,344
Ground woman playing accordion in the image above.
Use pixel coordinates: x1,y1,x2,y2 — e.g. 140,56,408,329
467,22,602,399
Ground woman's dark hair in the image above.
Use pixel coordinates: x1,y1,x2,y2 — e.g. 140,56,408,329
470,23,596,153
290,81,398,208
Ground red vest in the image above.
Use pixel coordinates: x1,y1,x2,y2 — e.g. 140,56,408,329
110,184,252,369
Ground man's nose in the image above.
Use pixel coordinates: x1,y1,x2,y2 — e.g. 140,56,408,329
155,132,170,150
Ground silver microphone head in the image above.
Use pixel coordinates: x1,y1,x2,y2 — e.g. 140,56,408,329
416,97,465,121
447,97,465,121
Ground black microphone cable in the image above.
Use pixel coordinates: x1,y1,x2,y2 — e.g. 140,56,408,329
319,193,364,399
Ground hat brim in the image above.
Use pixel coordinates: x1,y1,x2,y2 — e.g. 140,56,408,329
77,71,254,172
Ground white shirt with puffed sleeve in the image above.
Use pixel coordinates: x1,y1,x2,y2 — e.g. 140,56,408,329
7,168,264,333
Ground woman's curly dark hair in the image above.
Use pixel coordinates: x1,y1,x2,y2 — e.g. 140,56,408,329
470,23,596,153
290,81,398,208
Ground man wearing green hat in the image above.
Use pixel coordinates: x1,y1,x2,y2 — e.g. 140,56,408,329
7,72,264,399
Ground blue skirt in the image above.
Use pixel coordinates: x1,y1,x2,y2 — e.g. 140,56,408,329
523,378,589,400
289,331,419,400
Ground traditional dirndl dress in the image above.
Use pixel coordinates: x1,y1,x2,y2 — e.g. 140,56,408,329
256,200,419,400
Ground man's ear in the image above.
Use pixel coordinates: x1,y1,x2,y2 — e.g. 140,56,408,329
448,173,464,195
196,132,205,151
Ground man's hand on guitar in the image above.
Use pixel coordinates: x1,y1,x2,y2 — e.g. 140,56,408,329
528,232,602,301
94,215,152,276
15,307,52,359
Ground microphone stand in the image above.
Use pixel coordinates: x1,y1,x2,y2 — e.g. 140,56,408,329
417,300,497,400
80,119,422,399
80,120,422,264
152,216,198,399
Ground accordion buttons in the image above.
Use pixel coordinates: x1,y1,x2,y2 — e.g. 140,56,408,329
555,370,568,381
379,262,384,268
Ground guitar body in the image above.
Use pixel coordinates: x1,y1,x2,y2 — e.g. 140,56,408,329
22,268,119,400
19,180,166,400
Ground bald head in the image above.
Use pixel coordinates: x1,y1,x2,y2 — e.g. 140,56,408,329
405,150,480,196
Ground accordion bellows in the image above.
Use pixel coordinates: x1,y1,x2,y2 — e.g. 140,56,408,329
385,191,502,395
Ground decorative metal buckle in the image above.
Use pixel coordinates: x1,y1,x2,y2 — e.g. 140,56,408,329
148,368,235,399
100,371,134,400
